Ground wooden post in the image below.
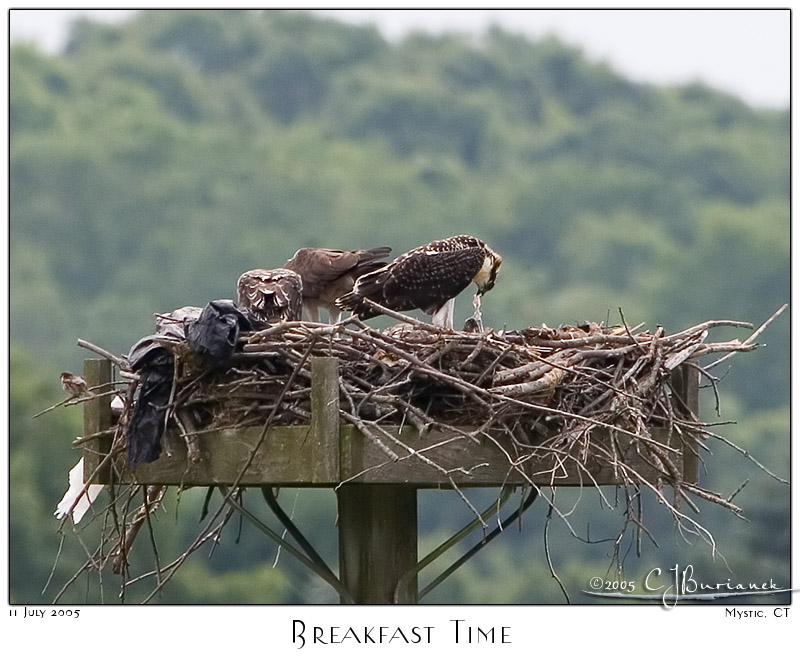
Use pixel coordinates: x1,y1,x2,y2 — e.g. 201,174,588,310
338,484,418,604
82,358,113,484
672,363,700,485
307,356,419,603
309,356,340,483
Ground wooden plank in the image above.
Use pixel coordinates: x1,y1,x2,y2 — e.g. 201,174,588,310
683,364,701,485
338,484,418,603
86,363,698,489
120,424,685,487
339,425,683,487
82,359,113,484
125,425,320,486
672,363,700,485
309,356,340,482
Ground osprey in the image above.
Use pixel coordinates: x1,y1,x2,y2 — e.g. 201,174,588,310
336,235,502,329
283,246,391,323
236,268,303,324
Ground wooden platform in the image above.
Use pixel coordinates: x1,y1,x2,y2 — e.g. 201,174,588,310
82,357,699,488
81,355,699,603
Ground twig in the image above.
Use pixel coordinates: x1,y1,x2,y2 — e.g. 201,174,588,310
703,304,787,370
77,339,130,369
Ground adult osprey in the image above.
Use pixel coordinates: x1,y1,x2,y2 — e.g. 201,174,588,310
336,235,502,329
283,246,391,323
236,268,303,324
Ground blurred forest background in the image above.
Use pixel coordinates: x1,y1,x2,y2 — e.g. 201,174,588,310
9,9,789,604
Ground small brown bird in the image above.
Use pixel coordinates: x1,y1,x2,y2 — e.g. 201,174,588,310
60,372,94,398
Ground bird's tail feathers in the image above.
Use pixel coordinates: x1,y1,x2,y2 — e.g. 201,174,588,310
335,261,392,318
359,246,392,262
352,246,392,277
334,290,367,315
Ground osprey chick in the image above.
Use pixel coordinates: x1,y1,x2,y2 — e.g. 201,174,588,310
283,246,391,323
236,268,303,324
336,235,502,329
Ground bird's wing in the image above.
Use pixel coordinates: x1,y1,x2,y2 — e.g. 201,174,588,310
284,247,392,298
348,246,392,277
283,249,360,298
337,238,493,318
379,243,486,314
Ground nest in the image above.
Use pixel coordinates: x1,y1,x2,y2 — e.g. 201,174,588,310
59,305,785,603
114,312,769,500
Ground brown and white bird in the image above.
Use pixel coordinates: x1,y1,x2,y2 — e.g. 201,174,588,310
236,268,303,324
60,372,94,398
336,235,502,329
282,246,391,323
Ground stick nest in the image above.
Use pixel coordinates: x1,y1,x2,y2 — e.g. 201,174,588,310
204,319,715,431
57,306,785,603
191,319,737,437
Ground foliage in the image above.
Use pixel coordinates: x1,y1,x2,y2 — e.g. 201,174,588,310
9,9,788,604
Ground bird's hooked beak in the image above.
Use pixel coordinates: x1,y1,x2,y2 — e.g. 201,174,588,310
477,280,494,296
476,252,502,296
